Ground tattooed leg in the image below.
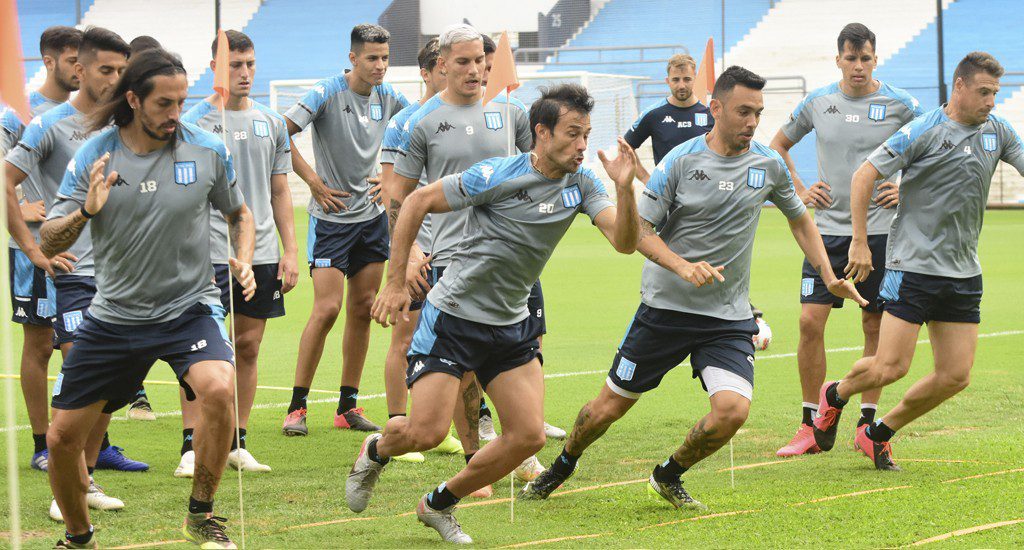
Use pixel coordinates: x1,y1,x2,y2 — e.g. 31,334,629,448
185,361,236,504
452,373,482,455
671,391,750,468
564,383,637,456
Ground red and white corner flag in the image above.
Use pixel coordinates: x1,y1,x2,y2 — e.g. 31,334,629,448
213,29,231,108
692,37,716,103
0,0,31,122
482,31,519,107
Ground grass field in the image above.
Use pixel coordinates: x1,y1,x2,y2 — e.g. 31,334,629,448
3,208,1023,548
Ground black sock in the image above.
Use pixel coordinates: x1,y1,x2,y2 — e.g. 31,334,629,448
338,386,359,414
100,432,111,451
859,406,877,426
426,483,460,511
866,420,895,442
367,437,389,465
826,382,848,408
389,413,406,419
65,526,94,545
464,452,474,465
802,405,817,426
288,387,309,413
181,429,194,455
135,387,148,400
188,496,213,514
479,398,492,419
32,433,46,454
231,428,247,451
653,456,687,483
550,448,580,477
87,466,95,476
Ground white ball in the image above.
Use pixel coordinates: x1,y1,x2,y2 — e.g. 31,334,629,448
753,317,773,351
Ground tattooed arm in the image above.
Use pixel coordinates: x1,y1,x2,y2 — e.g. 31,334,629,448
636,220,725,288
382,164,430,297
41,153,118,258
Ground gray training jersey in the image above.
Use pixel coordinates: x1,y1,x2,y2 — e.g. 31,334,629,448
381,101,431,253
1,105,20,154
49,123,244,325
285,74,409,224
781,81,922,236
6,102,101,276
183,99,292,264
867,108,1024,278
432,153,613,325
641,136,807,321
6,91,62,249
395,93,531,266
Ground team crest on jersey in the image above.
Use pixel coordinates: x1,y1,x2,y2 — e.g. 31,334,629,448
63,310,83,332
616,357,636,381
694,112,709,126
484,111,503,130
746,167,766,189
561,184,582,208
868,103,887,121
174,161,197,186
369,104,383,121
253,119,270,138
982,132,998,152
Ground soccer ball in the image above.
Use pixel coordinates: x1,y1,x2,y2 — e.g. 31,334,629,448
753,317,773,351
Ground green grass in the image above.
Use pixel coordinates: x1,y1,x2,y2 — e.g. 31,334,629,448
3,209,1024,548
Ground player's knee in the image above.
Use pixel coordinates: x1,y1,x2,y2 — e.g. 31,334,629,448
234,333,262,364
712,399,750,430
876,357,911,385
200,378,235,410
47,425,82,455
346,292,376,319
310,301,342,325
411,424,449,450
590,397,627,425
938,371,970,394
798,311,826,341
861,315,881,338
506,426,546,455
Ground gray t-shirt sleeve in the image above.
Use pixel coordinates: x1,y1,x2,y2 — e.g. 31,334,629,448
637,158,677,226
440,158,509,211
580,169,614,222
767,157,807,219
6,116,51,175
49,150,91,218
866,123,921,180
394,123,427,179
283,78,330,130
272,118,292,175
209,150,245,214
780,96,814,143
997,119,1024,175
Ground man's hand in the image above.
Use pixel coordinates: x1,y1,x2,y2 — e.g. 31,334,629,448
277,252,299,294
874,181,899,209
26,248,76,277
84,153,118,217
367,175,384,206
598,137,637,189
826,277,868,307
228,258,256,301
311,181,350,213
800,181,832,209
406,248,432,300
371,280,412,328
675,260,725,288
844,239,873,284
20,200,46,223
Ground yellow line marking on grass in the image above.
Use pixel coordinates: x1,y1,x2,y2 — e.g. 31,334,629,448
637,509,760,530
909,518,1024,546
281,515,381,531
900,458,1004,464
108,539,187,549
790,485,912,506
716,457,804,472
941,467,1024,484
501,532,613,548
551,478,647,497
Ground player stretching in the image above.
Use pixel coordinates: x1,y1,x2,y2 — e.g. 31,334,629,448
41,48,255,549
282,24,409,434
814,52,1024,470
519,67,863,509
770,23,922,457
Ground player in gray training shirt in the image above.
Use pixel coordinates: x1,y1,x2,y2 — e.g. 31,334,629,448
814,52,1024,472
38,49,255,549
520,67,863,511
178,30,296,476
282,24,410,434
769,23,923,458
348,84,640,544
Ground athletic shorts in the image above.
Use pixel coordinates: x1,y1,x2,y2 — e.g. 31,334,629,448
51,302,235,413
606,304,758,400
307,213,389,278
801,234,887,313
9,247,55,327
424,264,544,331
406,301,542,390
214,263,285,319
878,270,982,325
53,275,96,347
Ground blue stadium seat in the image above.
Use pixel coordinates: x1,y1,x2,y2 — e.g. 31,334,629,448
18,1,92,78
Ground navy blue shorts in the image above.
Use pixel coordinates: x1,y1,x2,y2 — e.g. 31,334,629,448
51,302,235,413
53,275,96,347
878,270,982,325
527,279,546,337
607,304,758,400
9,247,55,327
214,263,285,319
307,213,389,278
801,234,887,313
406,301,541,390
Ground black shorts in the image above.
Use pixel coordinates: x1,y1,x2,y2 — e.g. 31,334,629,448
801,234,887,313
214,263,285,319
406,301,541,390
9,247,55,327
51,302,235,413
606,304,757,400
878,270,982,325
527,280,546,337
53,275,96,347
307,213,389,278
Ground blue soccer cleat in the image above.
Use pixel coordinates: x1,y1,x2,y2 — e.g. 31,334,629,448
30,449,48,471
95,446,149,472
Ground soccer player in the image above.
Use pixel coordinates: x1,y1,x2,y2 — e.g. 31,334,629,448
177,30,296,476
813,52,1024,470
770,23,922,457
348,83,640,544
518,67,863,509
282,24,409,434
5,25,81,473
40,48,255,549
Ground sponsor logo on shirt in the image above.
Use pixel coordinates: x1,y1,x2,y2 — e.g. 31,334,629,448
982,132,998,152
824,105,841,115
212,125,223,134
561,184,582,208
747,167,766,189
253,119,270,138
435,121,455,134
112,174,129,187
369,104,383,121
694,112,709,126
173,161,197,186
688,169,710,181
867,103,887,121
342,105,354,114
70,130,90,141
661,115,676,124
616,357,636,381
939,139,955,151
512,189,533,203
484,112,503,130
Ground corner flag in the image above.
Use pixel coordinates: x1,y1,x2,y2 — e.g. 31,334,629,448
692,37,716,103
0,0,31,122
482,31,519,107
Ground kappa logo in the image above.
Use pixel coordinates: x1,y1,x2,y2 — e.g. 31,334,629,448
342,105,354,114
661,115,676,124
694,112,709,126
484,111,503,130
435,121,455,134
174,161,197,185
14,307,26,318
688,169,710,181
253,119,270,138
413,360,425,374
480,165,494,183
212,124,223,134
70,130,90,141
369,104,383,121
66,158,76,176
512,189,533,203
824,105,841,115
616,357,637,381
313,84,326,97
112,174,129,187
939,139,955,151
446,300,460,309
439,358,457,366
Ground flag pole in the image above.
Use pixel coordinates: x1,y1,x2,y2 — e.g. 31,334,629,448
2,155,23,550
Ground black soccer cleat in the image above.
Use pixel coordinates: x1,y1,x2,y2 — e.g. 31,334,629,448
517,464,575,500
647,474,707,510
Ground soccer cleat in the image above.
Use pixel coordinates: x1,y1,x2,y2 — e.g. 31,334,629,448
478,416,498,441
335,407,382,432
174,450,195,478
31,449,48,471
182,512,236,549
647,474,707,510
518,464,575,500
86,478,124,511
430,433,463,455
346,433,386,513
392,451,426,463
514,455,546,482
854,425,901,471
227,449,271,473
812,381,844,452
54,536,98,549
49,499,63,522
282,408,308,436
416,494,473,544
468,484,493,498
126,396,156,421
95,446,149,472
776,424,821,457
543,422,567,440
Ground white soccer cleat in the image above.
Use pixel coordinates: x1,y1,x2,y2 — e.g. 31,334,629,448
478,416,498,441
753,317,773,351
227,448,272,473
49,499,63,522
514,455,546,482
543,422,567,439
86,478,124,511
416,494,473,544
174,450,195,478
346,433,387,513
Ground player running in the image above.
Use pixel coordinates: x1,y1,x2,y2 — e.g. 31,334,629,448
813,52,1024,470
40,48,255,549
518,67,863,509
282,24,409,434
770,23,922,457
